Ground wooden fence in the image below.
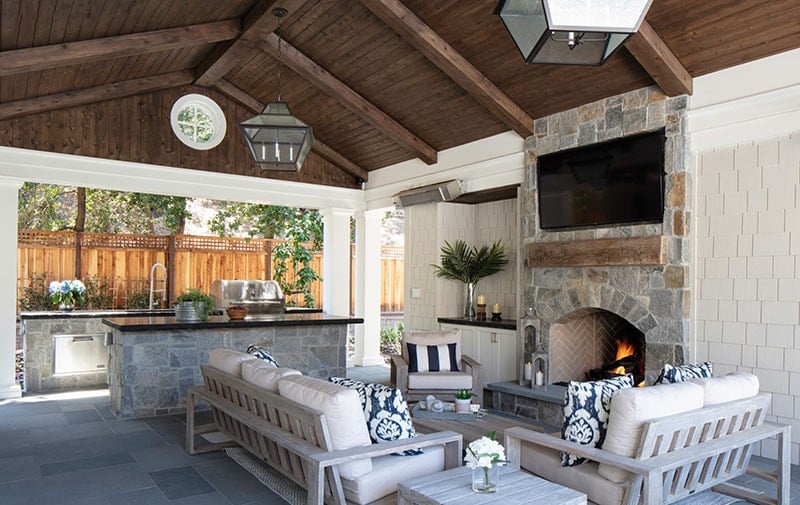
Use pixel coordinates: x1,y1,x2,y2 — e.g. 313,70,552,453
17,230,404,312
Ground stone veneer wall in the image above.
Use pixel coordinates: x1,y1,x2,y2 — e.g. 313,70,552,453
522,86,693,384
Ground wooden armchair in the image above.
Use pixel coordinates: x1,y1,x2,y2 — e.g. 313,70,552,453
390,328,483,406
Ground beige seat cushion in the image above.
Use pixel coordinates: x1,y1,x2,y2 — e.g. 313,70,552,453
597,382,704,483
342,445,444,505
407,371,473,390
402,329,461,363
691,372,759,405
278,375,373,480
241,359,301,393
208,348,256,377
521,440,625,505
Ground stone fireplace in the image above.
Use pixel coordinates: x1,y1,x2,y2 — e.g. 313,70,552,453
490,86,692,427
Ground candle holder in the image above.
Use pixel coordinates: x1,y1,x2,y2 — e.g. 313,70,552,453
476,304,487,321
491,312,502,322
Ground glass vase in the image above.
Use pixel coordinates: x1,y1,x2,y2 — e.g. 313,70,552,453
58,302,74,311
464,282,476,319
471,465,499,493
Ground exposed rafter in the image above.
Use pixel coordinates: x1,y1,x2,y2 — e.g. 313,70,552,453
359,0,534,138
0,71,194,120
213,79,369,181
258,33,438,165
0,21,239,77
625,20,693,96
194,0,311,87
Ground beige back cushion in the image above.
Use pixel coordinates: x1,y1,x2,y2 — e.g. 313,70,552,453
598,382,704,483
208,348,256,378
402,329,461,362
691,372,759,405
241,359,301,393
278,375,373,479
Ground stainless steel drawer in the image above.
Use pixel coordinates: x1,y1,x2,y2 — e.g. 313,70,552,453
52,333,108,375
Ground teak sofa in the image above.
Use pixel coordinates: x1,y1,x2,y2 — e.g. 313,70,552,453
186,353,462,505
504,375,790,505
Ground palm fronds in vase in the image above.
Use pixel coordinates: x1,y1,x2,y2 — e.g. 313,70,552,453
432,240,508,283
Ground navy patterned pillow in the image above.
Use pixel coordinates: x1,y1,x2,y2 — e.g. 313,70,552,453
329,377,422,456
561,374,634,467
246,345,279,367
655,362,712,384
406,342,459,373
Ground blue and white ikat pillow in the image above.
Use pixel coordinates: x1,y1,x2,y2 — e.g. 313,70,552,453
655,361,712,384
561,374,634,467
329,377,422,456
246,344,279,367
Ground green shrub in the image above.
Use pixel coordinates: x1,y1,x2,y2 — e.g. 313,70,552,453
84,276,114,310
379,322,404,356
19,273,52,311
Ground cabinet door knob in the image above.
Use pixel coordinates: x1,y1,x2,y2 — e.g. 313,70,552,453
491,332,498,343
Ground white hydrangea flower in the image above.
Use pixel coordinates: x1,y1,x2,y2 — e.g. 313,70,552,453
464,434,508,469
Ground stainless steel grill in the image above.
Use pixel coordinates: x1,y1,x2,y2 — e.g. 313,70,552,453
210,280,286,314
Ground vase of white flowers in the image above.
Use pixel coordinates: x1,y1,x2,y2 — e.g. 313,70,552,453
464,431,507,493
48,280,86,311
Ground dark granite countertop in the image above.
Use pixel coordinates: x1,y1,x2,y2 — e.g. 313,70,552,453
19,309,176,320
437,316,516,330
102,312,363,331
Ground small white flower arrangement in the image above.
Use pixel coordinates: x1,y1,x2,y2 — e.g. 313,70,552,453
465,431,507,492
48,279,86,307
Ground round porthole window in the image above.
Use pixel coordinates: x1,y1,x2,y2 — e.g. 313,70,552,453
170,94,227,150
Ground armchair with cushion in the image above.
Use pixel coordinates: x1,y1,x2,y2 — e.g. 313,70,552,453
390,329,483,406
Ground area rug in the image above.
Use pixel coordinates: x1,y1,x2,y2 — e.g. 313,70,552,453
225,447,305,505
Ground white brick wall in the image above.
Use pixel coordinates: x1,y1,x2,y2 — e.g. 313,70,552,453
696,133,800,463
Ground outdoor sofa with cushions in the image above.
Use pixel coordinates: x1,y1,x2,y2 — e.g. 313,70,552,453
186,348,463,505
504,373,791,505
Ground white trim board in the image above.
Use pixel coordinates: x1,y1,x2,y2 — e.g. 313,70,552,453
0,146,365,210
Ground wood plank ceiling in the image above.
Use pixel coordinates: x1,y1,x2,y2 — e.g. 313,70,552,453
0,0,798,189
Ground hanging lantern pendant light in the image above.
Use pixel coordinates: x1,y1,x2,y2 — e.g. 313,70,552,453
239,7,314,172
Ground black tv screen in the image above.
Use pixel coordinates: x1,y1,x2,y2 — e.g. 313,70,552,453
537,129,665,230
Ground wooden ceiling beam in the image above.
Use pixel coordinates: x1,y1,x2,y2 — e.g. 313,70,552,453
194,0,311,87
0,21,239,77
625,20,693,96
258,34,438,165
213,79,369,181
359,0,534,138
0,71,194,120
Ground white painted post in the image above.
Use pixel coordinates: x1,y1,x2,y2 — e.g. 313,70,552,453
321,208,354,316
0,177,23,399
353,209,386,366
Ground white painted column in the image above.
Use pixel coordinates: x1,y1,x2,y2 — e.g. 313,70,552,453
321,208,354,316
353,209,385,366
0,178,22,399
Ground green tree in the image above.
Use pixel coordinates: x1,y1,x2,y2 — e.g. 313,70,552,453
18,183,75,230
210,203,322,307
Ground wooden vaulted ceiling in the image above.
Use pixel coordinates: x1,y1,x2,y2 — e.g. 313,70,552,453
0,0,799,189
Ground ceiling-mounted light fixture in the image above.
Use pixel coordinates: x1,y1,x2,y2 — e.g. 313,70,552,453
496,0,653,66
239,8,313,171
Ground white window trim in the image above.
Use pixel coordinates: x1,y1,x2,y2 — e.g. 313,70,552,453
170,94,227,150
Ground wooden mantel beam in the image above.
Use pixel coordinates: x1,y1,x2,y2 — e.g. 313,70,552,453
0,21,239,77
625,20,693,96
0,71,194,120
194,0,311,87
213,79,369,182
359,0,534,138
258,34,438,165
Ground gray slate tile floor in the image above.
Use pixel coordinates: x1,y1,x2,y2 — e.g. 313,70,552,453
0,389,286,505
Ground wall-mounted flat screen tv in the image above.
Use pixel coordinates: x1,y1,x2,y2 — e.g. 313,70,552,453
537,129,665,231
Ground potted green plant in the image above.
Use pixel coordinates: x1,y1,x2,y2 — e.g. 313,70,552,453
432,240,508,318
174,288,216,322
454,389,474,413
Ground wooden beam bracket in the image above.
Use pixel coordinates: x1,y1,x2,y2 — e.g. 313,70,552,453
625,20,693,96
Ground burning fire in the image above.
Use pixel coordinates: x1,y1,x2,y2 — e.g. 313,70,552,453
611,340,635,376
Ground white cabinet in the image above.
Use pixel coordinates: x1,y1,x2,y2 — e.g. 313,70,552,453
440,323,517,384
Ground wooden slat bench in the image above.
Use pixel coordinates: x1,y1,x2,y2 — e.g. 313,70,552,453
186,364,463,505
504,393,790,505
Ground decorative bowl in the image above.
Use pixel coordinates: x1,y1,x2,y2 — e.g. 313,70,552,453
226,306,248,320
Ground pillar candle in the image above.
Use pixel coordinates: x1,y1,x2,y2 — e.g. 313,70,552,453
477,294,485,305
524,362,532,381
492,303,501,313
535,369,544,386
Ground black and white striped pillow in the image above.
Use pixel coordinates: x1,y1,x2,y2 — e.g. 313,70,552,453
406,342,459,373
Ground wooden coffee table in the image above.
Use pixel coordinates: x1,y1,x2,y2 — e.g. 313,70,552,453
411,410,550,445
397,465,586,505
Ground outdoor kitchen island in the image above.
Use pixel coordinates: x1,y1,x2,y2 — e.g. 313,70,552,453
102,312,362,419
